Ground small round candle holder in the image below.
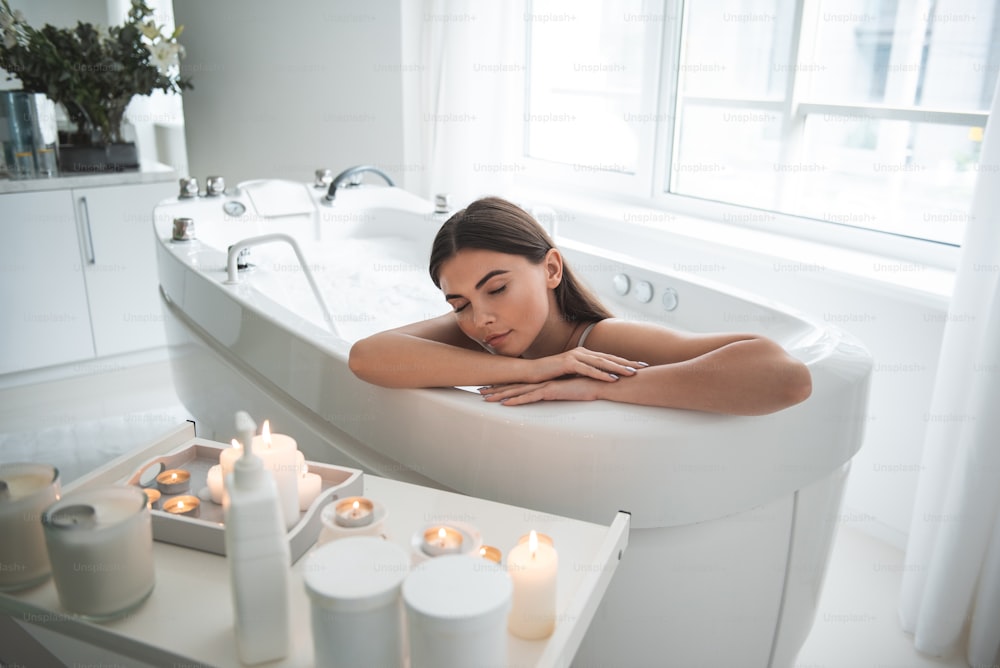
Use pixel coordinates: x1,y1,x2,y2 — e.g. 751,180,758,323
142,488,161,510
317,497,387,545
162,495,200,517
478,545,502,564
410,521,482,565
156,469,190,495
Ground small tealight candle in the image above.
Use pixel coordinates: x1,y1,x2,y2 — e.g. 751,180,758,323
219,439,243,477
163,495,200,517
507,529,558,640
334,497,374,527
422,526,464,557
479,546,502,564
206,465,225,505
142,488,161,509
156,469,190,495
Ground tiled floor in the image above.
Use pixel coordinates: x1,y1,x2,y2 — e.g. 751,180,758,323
0,359,975,667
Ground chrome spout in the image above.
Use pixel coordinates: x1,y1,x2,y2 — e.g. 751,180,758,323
324,165,395,202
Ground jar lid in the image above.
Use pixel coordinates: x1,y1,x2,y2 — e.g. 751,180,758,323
403,554,512,624
42,486,146,532
304,536,410,612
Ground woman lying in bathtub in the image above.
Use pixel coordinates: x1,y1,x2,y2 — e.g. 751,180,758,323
349,197,811,415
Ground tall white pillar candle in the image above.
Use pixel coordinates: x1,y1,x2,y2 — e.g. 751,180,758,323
403,555,512,668
506,530,558,639
251,420,300,530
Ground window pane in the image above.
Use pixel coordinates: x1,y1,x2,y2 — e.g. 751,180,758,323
671,0,998,245
525,0,657,173
680,0,796,100
794,116,979,245
806,0,999,111
671,104,785,209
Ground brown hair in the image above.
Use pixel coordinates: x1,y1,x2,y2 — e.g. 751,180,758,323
429,197,613,323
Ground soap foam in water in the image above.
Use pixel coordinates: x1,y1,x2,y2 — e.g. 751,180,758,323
249,236,450,341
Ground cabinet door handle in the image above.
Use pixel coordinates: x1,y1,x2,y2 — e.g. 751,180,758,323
79,196,96,265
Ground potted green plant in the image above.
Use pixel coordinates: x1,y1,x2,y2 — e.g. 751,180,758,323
0,0,192,172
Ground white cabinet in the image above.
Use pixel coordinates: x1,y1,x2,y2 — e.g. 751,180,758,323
73,182,175,358
0,190,95,373
0,176,176,375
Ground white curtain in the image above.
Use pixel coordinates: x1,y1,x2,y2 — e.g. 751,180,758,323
409,0,526,205
899,77,1000,667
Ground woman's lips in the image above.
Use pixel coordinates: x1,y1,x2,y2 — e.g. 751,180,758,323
485,331,510,348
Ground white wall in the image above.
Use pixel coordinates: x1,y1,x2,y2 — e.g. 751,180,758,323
173,0,405,185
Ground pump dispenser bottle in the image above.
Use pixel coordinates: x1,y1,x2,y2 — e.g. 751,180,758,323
223,411,291,664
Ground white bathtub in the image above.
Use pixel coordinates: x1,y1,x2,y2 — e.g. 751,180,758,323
153,179,872,667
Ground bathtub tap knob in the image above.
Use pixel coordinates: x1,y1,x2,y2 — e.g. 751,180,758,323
179,177,199,199
434,193,451,214
205,176,226,196
315,169,333,188
172,217,196,241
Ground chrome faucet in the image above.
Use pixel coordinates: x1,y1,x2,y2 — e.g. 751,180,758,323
224,233,338,335
324,165,395,201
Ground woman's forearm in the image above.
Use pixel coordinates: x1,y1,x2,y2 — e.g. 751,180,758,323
597,338,812,415
348,332,532,388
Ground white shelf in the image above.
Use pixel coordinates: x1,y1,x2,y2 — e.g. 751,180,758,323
0,423,629,667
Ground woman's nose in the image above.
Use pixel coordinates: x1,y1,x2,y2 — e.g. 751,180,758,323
474,307,496,329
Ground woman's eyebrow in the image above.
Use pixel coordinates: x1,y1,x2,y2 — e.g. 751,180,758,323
444,269,509,300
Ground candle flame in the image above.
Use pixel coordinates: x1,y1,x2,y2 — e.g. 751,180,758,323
352,500,360,512
261,419,272,447
177,501,185,509
480,547,487,557
529,529,539,556
438,527,447,540
170,473,178,482
230,439,241,450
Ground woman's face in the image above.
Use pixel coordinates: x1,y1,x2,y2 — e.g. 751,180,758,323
437,248,563,356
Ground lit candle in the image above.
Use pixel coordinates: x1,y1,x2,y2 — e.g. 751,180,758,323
163,495,200,517
219,439,243,477
142,488,161,509
156,469,190,495
316,498,388,545
334,497,374,527
506,530,558,639
298,470,322,511
206,465,225,505
479,546,502,564
252,420,301,530
422,526,464,557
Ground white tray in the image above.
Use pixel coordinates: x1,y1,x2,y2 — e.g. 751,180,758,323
121,440,363,562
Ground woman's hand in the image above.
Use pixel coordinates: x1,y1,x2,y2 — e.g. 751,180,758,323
480,375,612,405
524,347,647,384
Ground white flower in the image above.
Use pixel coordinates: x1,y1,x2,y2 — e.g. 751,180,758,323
145,39,180,74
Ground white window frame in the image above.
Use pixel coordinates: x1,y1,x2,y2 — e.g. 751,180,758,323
517,0,984,270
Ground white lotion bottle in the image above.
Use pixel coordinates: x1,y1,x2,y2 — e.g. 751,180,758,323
223,411,291,665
